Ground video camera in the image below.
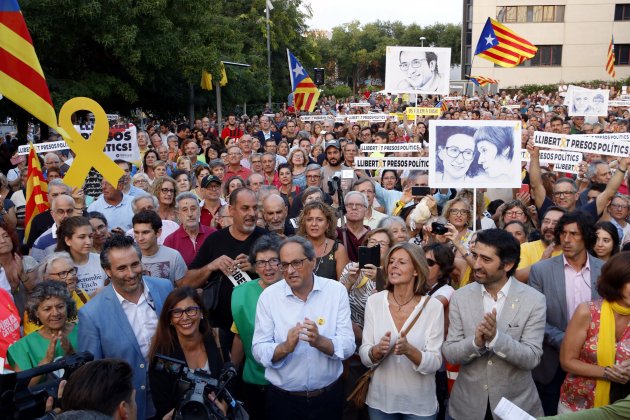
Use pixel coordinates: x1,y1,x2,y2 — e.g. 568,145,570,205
152,354,248,420
0,352,93,420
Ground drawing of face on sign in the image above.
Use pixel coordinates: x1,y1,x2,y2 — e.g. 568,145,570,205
435,125,479,183
474,126,515,179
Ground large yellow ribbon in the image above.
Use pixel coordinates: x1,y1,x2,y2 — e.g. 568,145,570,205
57,97,124,188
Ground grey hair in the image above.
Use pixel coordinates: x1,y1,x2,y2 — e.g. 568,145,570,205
52,194,74,209
586,160,608,180
279,235,316,261
26,280,77,325
132,173,150,183
166,134,178,143
131,193,159,213
249,153,262,163
39,251,74,280
175,192,199,208
249,233,282,266
48,178,72,194
305,163,322,172
208,159,226,169
344,190,368,208
44,152,61,162
378,216,407,230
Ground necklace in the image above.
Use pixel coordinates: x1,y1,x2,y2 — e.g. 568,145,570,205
391,292,416,311
313,238,328,274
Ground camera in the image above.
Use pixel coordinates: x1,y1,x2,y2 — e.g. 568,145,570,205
0,352,94,420
431,222,448,235
152,354,248,420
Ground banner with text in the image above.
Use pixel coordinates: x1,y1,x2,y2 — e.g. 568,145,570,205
360,143,424,153
533,131,630,157
354,157,430,170
521,149,583,165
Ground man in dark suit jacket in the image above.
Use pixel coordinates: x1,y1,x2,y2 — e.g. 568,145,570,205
529,211,604,416
78,235,173,420
255,115,281,145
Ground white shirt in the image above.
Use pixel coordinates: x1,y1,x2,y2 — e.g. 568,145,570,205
359,292,444,416
477,277,513,349
0,268,11,294
113,280,159,359
252,275,355,391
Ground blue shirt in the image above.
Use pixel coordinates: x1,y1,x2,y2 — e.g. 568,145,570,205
87,194,134,231
252,275,355,391
127,185,146,197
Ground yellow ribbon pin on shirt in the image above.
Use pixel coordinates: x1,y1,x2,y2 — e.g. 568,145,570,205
58,97,124,188
317,316,325,326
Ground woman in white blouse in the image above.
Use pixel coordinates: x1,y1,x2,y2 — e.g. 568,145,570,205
360,242,444,420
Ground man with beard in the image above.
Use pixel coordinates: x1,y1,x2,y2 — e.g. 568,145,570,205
443,229,545,420
221,114,244,140
178,188,266,333
262,193,294,237
321,140,356,195
513,206,566,282
529,212,604,415
78,234,173,420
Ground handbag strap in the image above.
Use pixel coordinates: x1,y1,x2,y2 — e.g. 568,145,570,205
372,294,431,370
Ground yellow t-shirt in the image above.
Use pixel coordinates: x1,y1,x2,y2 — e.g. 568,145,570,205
517,240,563,271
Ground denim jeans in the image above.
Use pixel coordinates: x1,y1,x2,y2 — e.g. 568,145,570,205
368,406,438,420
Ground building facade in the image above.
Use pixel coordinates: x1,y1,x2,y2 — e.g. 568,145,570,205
462,0,630,87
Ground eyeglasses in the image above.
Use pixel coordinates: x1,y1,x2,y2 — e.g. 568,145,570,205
280,258,309,272
367,239,389,248
347,203,366,210
610,203,629,210
449,209,470,216
170,306,201,319
53,208,75,216
426,258,437,267
505,210,524,217
227,152,242,157
444,146,474,161
399,59,427,71
552,190,576,197
255,258,281,269
161,188,175,194
49,267,77,280
306,175,321,179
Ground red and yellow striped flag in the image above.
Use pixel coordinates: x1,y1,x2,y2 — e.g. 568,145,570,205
474,18,537,67
24,144,49,243
0,0,59,130
606,36,616,78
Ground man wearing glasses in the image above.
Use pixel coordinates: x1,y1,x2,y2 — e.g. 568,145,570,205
31,194,76,262
87,178,135,231
224,145,252,181
253,236,355,419
396,50,442,92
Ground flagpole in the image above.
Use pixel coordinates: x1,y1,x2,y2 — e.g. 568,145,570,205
266,1,273,111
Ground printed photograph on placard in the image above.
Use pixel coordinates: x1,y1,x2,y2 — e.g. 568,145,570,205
384,46,451,95
566,85,609,117
428,120,522,189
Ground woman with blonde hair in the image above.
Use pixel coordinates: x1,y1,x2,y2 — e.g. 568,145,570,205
150,176,178,222
297,201,348,280
288,147,309,190
359,242,444,419
441,197,473,250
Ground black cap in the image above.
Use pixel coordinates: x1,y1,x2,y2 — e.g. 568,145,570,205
201,175,222,188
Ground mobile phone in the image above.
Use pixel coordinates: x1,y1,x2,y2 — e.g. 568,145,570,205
431,222,448,235
358,245,380,269
519,184,530,195
411,186,431,197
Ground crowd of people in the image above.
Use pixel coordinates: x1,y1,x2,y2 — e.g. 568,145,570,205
0,87,629,420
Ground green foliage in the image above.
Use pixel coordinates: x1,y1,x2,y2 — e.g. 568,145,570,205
322,85,353,99
504,77,630,95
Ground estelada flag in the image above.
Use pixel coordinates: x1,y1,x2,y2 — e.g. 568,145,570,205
0,0,59,130
468,75,499,86
24,143,48,243
474,18,537,67
287,49,320,112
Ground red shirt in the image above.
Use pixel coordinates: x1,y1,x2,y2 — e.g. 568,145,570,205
0,289,20,370
225,166,252,181
163,224,216,266
221,126,243,140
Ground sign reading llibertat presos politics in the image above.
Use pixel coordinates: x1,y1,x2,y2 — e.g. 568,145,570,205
566,85,609,117
384,46,451,95
428,120,522,189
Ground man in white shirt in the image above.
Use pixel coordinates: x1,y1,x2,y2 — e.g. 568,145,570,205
352,178,386,229
443,229,546,420
132,210,187,286
31,195,75,262
253,236,355,420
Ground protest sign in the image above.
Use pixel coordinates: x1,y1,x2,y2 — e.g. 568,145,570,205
17,140,69,155
405,107,441,118
429,120,522,188
354,157,429,170
384,46,451,95
553,163,580,174
298,115,328,122
335,114,389,123
75,123,140,162
349,103,371,107
533,131,630,158
566,85,609,117
521,150,583,165
360,143,424,153
609,100,630,107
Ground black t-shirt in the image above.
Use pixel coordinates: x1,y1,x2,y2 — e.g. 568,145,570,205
26,210,54,248
189,226,267,332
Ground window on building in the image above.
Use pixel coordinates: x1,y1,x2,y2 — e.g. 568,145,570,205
614,4,630,20
496,5,564,23
615,44,630,65
520,45,562,66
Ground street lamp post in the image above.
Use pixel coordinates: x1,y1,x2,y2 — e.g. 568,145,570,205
420,37,426,47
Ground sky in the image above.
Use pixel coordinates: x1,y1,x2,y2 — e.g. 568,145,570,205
304,0,463,31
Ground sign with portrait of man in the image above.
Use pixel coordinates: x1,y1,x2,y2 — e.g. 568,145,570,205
384,46,451,95
566,85,609,117
428,120,522,189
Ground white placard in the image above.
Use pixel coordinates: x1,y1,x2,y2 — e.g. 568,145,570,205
335,114,389,123
17,140,69,155
428,120,522,188
384,46,451,95
75,123,140,162
349,103,371,107
609,100,630,107
566,85,609,117
360,143,424,153
521,150,583,165
299,115,329,122
354,157,429,170
533,131,630,158
553,163,580,174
